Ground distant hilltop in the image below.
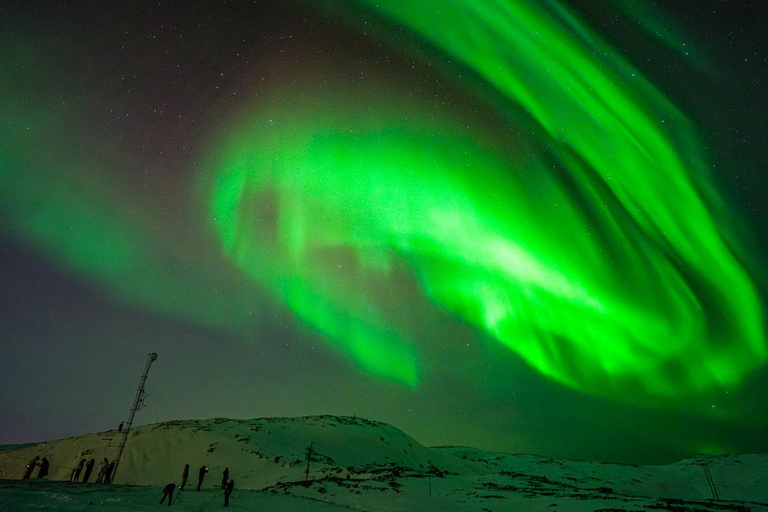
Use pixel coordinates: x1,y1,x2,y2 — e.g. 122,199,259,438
1,415,767,509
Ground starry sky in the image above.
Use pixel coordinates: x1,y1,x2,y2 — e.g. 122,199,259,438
1,0,766,464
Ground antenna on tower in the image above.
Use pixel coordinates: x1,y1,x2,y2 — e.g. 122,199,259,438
113,352,158,481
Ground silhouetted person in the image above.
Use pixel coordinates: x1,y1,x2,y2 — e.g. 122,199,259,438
221,467,229,489
224,479,234,507
95,458,108,483
37,458,50,479
160,482,175,506
103,461,115,484
82,458,95,483
180,464,189,490
23,456,39,479
73,459,85,482
196,465,208,491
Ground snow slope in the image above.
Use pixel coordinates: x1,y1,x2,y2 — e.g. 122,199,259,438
0,416,455,488
1,415,766,512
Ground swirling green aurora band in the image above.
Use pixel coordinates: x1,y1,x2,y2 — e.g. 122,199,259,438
210,0,765,399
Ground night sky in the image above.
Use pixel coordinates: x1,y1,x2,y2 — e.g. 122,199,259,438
1,0,766,464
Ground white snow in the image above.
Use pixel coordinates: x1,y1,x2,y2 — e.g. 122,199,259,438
1,415,766,511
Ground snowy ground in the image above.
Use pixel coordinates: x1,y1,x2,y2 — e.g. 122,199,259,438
2,476,765,512
0,479,350,511
1,416,766,511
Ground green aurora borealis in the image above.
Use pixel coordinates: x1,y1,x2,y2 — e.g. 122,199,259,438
211,0,764,398
1,0,767,462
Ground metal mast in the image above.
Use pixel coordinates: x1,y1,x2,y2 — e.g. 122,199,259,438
113,352,157,480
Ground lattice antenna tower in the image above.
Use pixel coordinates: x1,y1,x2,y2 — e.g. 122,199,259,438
113,352,157,480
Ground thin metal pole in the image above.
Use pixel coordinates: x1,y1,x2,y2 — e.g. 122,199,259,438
428,459,432,496
702,463,719,501
113,352,157,481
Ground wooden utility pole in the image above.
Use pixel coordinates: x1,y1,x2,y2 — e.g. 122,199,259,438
305,442,314,483
304,441,315,483
113,352,157,481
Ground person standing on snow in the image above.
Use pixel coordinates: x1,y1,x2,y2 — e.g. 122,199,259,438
180,463,189,490
72,459,85,482
103,460,115,484
196,465,208,491
82,458,95,483
95,458,108,483
224,479,234,507
37,458,50,479
23,456,40,479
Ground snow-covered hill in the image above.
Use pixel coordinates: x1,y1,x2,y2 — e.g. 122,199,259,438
1,415,766,511
0,416,455,489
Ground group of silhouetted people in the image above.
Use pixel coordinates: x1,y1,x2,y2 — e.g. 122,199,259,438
22,455,114,484
95,458,114,483
160,464,234,506
22,456,49,479
69,457,113,483
220,467,235,507
23,455,235,506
